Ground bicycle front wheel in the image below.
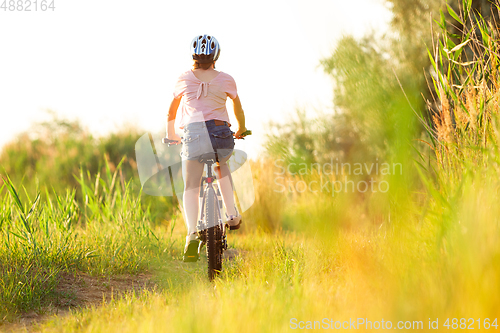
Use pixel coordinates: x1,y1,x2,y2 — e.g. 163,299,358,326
205,186,222,280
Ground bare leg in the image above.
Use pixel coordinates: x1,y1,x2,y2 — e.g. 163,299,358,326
182,159,204,234
215,154,237,216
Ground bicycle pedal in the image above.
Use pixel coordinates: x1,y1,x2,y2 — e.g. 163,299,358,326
226,220,242,230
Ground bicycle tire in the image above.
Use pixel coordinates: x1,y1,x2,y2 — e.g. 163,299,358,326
206,187,222,280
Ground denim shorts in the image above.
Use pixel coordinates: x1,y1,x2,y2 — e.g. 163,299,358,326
180,120,235,161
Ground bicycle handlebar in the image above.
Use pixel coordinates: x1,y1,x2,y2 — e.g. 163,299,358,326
162,130,252,146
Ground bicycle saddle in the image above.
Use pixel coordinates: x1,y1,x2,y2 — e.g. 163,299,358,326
198,152,218,164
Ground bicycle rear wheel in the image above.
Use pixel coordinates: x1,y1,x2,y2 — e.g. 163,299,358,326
205,187,222,280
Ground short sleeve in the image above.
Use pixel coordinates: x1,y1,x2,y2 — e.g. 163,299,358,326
173,72,188,99
224,74,238,99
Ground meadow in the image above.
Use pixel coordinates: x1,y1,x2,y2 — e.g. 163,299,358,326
1,1,500,332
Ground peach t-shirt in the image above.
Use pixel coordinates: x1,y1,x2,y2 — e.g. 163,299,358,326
173,70,237,128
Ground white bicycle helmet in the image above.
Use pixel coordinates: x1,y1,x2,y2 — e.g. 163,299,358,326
191,34,220,63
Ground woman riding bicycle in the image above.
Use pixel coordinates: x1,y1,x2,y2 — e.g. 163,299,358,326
166,34,247,262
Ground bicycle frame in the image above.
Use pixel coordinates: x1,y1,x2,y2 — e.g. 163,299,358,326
196,158,228,251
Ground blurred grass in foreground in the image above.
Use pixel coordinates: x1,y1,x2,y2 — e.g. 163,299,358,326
27,217,500,332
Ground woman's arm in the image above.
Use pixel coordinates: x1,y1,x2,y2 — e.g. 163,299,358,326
232,96,247,138
167,97,182,142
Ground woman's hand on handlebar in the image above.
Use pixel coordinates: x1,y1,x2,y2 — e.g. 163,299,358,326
167,133,182,145
234,127,248,139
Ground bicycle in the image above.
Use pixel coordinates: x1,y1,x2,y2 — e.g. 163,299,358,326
162,130,251,280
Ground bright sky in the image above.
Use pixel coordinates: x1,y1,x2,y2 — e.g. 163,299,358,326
0,0,391,159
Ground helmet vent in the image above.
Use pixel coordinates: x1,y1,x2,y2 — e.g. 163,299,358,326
191,34,220,61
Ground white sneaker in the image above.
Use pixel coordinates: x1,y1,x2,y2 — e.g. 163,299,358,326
183,233,200,262
186,232,198,243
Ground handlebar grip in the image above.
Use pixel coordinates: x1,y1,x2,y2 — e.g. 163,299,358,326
234,130,252,139
162,138,180,145
240,130,252,137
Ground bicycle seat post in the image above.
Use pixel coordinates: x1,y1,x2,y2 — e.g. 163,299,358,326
205,160,213,179
198,152,217,181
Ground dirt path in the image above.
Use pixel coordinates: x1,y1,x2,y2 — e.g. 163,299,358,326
1,248,246,332
1,272,154,333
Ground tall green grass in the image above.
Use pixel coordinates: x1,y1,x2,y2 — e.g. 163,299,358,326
424,0,500,179
0,159,176,321
0,113,178,223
